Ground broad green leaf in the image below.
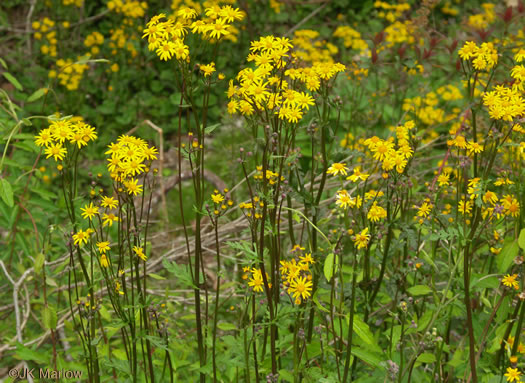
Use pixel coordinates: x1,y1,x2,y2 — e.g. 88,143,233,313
34,252,45,274
14,343,49,364
417,353,436,364
407,285,432,296
324,252,337,281
42,305,57,330
351,346,384,368
518,229,525,250
112,348,128,360
278,369,294,382
3,72,23,91
349,314,381,353
204,123,220,134
217,322,237,331
27,88,48,102
496,241,519,273
0,178,14,207
99,305,111,321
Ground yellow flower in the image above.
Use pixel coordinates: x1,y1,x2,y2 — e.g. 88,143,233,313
504,367,521,382
125,178,143,196
288,276,313,301
417,202,432,218
177,7,197,19
80,202,99,220
100,254,110,268
354,228,370,250
346,167,369,182
156,41,177,61
299,253,315,264
102,213,119,227
437,172,450,187
101,196,118,209
211,193,224,204
72,229,90,246
501,274,519,290
206,18,230,40
35,129,54,147
133,246,147,261
96,241,110,254
218,6,244,23
367,202,387,222
200,62,216,77
44,143,67,161
248,273,264,293
326,162,349,176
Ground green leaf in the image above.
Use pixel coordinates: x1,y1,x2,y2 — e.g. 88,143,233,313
99,305,111,321
407,285,432,296
518,229,525,250
278,369,294,382
350,314,381,353
3,72,23,91
496,241,519,273
324,252,337,282
205,123,220,134
0,178,14,207
312,292,330,313
34,252,45,274
351,346,384,369
417,353,436,364
42,305,57,330
162,258,196,288
217,322,237,331
27,88,48,102
14,343,49,364
148,273,165,280
112,348,128,360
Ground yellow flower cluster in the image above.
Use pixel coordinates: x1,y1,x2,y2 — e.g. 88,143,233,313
374,1,410,23
383,21,415,47
254,165,284,185
62,0,83,6
239,195,265,220
436,84,463,101
483,85,525,122
280,248,314,305
107,0,147,18
269,0,282,13
458,41,498,71
403,91,452,126
143,6,244,61
84,31,104,56
105,135,158,195
467,3,496,30
210,188,233,216
333,26,369,55
48,57,89,91
364,120,415,175
292,29,338,64
32,18,58,57
109,28,138,58
227,35,344,123
35,117,97,161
